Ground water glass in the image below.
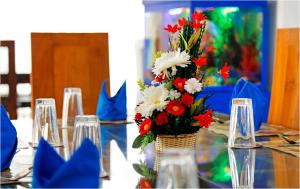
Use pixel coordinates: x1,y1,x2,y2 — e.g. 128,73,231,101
32,98,61,147
228,98,256,148
62,88,84,128
156,148,199,188
228,148,256,189
72,115,106,177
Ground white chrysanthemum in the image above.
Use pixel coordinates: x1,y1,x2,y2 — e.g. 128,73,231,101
169,89,181,100
153,50,191,76
184,78,202,94
136,85,169,117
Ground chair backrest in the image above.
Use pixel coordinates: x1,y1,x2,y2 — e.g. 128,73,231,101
268,28,299,130
31,33,110,118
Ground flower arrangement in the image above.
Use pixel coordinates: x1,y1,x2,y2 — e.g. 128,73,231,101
133,11,229,149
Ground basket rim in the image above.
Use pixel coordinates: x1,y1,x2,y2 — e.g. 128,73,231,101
156,131,199,139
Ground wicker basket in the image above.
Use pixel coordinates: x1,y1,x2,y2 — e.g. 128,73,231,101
154,132,199,171
155,132,198,152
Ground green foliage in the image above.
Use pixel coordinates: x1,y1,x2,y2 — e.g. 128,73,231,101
132,162,156,180
132,132,155,150
137,80,146,91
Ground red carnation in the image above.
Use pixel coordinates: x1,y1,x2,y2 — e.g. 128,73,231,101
166,100,185,116
173,78,187,91
193,110,214,128
164,24,179,33
135,112,142,121
193,57,207,67
155,112,169,126
139,119,152,136
181,93,194,107
219,63,230,82
178,17,187,27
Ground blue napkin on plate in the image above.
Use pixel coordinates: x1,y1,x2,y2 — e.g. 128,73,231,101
0,105,18,171
32,138,100,188
230,78,268,131
96,80,127,121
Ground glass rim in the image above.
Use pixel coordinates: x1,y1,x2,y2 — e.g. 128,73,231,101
64,87,82,93
75,115,99,123
232,98,252,105
35,98,55,105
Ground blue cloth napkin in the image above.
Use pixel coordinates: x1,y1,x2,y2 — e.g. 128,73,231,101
32,138,100,188
0,105,18,171
230,78,268,131
101,124,127,158
96,80,127,121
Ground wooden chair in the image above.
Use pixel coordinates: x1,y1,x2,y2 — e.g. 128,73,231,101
0,41,30,119
31,33,110,118
268,28,299,130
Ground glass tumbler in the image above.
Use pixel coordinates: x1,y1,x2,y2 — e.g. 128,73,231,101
228,148,256,189
32,98,61,147
72,115,106,177
156,148,199,188
62,88,84,128
228,98,256,148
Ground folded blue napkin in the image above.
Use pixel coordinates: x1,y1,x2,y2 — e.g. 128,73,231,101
0,105,18,171
101,124,127,158
32,138,100,188
230,78,268,131
96,80,127,121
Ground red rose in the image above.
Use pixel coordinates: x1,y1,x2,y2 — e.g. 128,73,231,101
173,78,187,91
155,112,169,126
166,100,185,116
181,93,194,107
193,110,214,128
135,112,142,120
139,119,152,136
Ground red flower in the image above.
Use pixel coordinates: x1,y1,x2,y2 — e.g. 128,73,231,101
178,17,187,27
154,73,166,83
192,12,206,30
138,178,152,189
139,119,152,136
135,112,142,121
166,100,185,116
164,24,179,33
219,63,230,82
181,93,194,107
193,110,214,128
173,78,187,91
193,57,207,66
155,112,169,126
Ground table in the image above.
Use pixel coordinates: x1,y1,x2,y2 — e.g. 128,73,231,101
1,119,299,188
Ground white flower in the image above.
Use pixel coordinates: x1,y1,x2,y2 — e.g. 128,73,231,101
184,78,202,94
153,50,191,76
169,89,181,100
136,85,169,117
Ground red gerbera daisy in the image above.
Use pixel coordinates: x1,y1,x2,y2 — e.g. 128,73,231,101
138,178,153,189
193,110,214,128
193,57,207,66
181,93,194,107
219,63,230,82
139,119,152,136
166,100,185,116
173,78,187,91
155,112,169,126
164,24,179,33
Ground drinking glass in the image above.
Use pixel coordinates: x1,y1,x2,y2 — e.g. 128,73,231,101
62,88,84,128
32,98,61,147
228,98,256,148
228,148,256,189
156,148,199,188
72,115,106,177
